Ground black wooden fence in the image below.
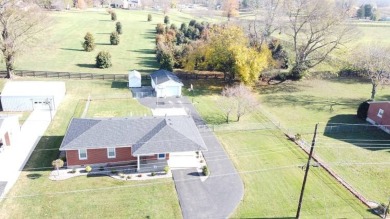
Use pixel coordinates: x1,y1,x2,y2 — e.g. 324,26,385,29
0,70,224,80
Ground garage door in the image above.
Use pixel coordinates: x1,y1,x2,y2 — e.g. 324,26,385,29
163,86,180,97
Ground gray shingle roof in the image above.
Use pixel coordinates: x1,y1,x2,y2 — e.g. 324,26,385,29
150,69,183,85
60,116,207,155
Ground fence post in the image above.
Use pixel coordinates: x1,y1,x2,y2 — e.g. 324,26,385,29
79,73,81,79
46,72,48,78
114,74,116,80
68,72,70,79
103,74,105,80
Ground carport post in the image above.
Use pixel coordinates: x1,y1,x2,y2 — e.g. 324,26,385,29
137,155,140,172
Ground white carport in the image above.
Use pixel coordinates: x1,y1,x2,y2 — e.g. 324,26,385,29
1,81,66,112
128,70,141,88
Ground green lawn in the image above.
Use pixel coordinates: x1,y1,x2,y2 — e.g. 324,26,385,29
10,8,217,75
258,78,390,203
187,78,380,218
0,78,181,218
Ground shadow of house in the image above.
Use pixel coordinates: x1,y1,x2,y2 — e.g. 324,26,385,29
111,81,128,89
323,114,390,151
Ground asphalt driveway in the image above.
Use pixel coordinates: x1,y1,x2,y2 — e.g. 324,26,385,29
139,97,244,219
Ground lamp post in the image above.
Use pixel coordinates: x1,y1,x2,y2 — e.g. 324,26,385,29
43,98,53,121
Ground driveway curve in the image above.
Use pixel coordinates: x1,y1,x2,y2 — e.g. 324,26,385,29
139,97,244,219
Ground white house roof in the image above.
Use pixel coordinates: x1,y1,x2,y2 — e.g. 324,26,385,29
128,70,141,78
1,81,66,97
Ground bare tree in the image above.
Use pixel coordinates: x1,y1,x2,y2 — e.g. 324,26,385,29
232,83,258,121
0,0,48,78
247,0,283,49
218,83,258,123
218,86,237,123
352,44,390,100
283,0,353,79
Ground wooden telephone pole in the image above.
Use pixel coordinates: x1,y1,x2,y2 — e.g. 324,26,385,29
296,123,319,219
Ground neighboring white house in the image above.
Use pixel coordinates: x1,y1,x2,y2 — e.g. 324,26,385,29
0,116,20,149
111,0,128,8
1,81,66,112
128,70,142,88
151,70,183,98
129,0,141,8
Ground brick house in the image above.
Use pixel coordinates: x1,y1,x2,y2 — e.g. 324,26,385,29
366,101,390,134
59,116,207,171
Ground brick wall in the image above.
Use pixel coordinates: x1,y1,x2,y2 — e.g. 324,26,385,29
66,147,170,166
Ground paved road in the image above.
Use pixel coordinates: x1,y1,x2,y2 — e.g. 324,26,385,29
139,97,244,219
0,109,54,199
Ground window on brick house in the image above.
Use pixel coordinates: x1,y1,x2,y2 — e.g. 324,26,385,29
377,109,384,118
107,148,116,158
78,149,87,160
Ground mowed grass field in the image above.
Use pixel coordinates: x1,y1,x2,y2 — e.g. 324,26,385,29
0,78,181,218
10,9,216,74
258,78,390,203
183,79,374,218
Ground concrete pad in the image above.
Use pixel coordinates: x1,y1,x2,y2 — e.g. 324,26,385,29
168,152,201,169
151,108,188,116
0,109,55,199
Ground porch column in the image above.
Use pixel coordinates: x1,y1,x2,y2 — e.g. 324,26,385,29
137,155,140,172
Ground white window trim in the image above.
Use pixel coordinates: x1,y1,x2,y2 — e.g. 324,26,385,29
157,153,166,160
377,109,384,118
107,148,116,159
78,149,87,160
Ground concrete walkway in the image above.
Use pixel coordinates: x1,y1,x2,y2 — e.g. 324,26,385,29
139,97,244,219
0,109,54,198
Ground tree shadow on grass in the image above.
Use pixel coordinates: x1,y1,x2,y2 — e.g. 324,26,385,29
61,48,83,52
26,173,42,179
132,48,155,55
323,114,390,151
95,43,111,45
262,94,365,112
137,57,159,69
323,76,371,84
256,81,303,94
76,64,96,68
139,33,155,40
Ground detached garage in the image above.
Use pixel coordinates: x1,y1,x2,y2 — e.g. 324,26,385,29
1,81,66,112
151,70,183,98
128,70,141,88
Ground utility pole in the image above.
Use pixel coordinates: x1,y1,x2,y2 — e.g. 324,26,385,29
296,123,319,219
